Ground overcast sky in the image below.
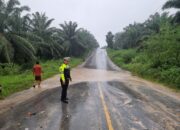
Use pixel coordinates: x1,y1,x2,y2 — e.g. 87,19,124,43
19,0,169,46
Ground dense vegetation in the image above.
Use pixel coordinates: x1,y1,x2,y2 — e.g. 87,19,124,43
0,0,99,67
106,0,180,89
0,0,98,97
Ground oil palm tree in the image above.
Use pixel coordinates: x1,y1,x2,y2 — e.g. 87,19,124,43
30,12,63,59
0,0,36,64
162,0,180,23
59,21,86,56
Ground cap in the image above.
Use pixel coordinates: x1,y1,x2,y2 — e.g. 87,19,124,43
63,57,70,61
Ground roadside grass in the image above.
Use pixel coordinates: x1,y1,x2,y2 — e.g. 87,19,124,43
107,48,180,91
0,58,83,99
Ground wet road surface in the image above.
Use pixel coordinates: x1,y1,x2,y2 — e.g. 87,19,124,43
0,49,180,130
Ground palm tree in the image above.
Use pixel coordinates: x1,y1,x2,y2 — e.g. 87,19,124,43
30,12,63,59
59,21,86,56
31,12,54,38
162,0,180,23
0,0,36,64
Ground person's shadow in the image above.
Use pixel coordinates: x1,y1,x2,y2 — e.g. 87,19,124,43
59,103,70,130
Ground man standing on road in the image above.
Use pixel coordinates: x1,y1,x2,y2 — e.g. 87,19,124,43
33,61,42,88
59,57,72,103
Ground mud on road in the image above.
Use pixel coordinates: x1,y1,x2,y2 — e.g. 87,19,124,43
0,48,180,130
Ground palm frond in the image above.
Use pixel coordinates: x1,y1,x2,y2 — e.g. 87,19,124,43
173,11,180,23
6,0,20,14
10,34,36,60
31,41,49,49
19,32,44,42
0,34,13,63
19,5,30,12
0,0,5,10
45,18,54,29
162,0,180,10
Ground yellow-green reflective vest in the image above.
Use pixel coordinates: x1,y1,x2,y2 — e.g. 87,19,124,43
59,63,70,81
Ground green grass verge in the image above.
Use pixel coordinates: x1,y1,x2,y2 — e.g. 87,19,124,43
0,58,83,99
107,48,180,91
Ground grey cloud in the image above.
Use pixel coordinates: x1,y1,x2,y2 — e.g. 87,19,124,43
20,0,168,46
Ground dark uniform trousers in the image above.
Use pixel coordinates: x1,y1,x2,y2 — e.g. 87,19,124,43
60,79,69,100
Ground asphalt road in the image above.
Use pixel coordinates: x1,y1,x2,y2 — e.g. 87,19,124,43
0,49,180,130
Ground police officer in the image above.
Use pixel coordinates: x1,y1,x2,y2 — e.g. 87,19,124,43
59,57,72,103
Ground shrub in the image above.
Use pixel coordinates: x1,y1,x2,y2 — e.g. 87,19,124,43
0,64,21,75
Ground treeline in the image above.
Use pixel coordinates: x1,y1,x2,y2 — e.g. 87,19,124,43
106,0,180,89
0,0,99,68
